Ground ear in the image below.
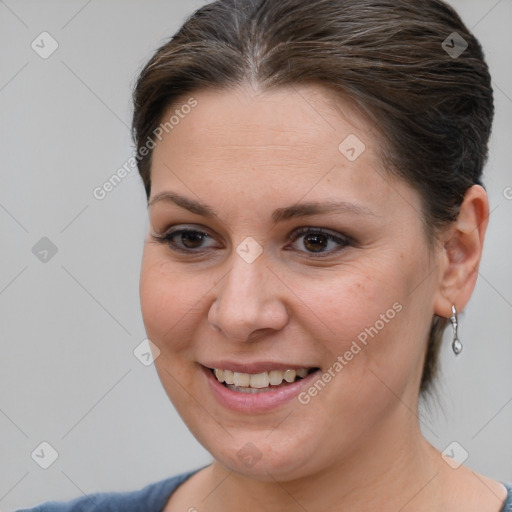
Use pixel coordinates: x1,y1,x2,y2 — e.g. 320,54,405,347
433,185,489,318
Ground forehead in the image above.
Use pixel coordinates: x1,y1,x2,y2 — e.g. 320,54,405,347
149,83,419,219
155,83,373,156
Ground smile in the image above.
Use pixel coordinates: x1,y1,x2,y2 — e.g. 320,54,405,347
201,364,322,412
211,367,314,393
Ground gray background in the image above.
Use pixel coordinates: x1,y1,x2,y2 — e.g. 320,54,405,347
0,0,511,509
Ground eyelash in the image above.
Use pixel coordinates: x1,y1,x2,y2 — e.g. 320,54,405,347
151,226,352,258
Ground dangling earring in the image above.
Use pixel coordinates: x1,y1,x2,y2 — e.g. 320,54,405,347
450,305,463,355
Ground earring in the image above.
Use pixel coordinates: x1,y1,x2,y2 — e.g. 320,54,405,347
449,305,463,355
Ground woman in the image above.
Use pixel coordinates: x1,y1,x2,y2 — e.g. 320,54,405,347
19,0,511,510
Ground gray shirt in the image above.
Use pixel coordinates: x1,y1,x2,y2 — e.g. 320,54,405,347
16,468,512,511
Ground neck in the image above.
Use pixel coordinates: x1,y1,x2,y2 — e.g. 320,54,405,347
206,410,442,511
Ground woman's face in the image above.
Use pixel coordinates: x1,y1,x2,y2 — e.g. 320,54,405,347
140,84,442,480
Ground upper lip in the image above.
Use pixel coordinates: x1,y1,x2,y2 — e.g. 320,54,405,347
201,361,318,374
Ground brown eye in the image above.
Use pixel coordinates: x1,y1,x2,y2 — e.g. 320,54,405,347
151,227,218,253
303,232,330,252
289,227,351,257
179,231,208,249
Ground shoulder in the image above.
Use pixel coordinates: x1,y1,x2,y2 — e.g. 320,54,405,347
15,468,202,512
500,482,512,512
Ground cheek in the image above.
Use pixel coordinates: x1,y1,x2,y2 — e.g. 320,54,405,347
284,266,418,449
139,249,207,354
139,250,209,410
288,254,425,397
291,261,405,353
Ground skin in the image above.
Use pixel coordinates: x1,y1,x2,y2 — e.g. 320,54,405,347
138,83,506,511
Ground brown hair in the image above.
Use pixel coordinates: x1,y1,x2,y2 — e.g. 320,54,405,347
131,0,494,395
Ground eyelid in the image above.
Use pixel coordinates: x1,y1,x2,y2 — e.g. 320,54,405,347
288,225,351,241
151,225,219,252
153,224,215,240
287,226,352,257
152,224,353,259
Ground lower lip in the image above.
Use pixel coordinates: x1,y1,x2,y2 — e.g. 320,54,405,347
201,365,320,413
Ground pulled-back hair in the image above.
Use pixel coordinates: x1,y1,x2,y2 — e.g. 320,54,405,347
131,0,494,395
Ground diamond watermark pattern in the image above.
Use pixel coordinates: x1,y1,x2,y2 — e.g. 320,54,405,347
442,32,468,59
441,441,469,469
338,134,366,162
236,236,263,264
31,31,59,59
31,441,59,469
32,237,58,263
237,442,262,468
133,338,161,366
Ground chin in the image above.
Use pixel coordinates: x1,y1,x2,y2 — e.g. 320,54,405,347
195,424,327,482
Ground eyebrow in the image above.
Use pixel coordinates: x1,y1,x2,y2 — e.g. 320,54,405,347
148,191,378,225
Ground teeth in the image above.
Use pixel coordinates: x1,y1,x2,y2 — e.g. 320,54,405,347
283,369,296,383
212,368,311,388
269,370,284,386
233,372,250,387
250,372,269,389
224,369,234,385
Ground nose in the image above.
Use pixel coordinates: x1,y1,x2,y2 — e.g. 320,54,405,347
207,252,289,342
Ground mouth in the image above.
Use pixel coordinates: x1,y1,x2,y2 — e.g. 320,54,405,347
200,361,322,411
210,367,318,393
